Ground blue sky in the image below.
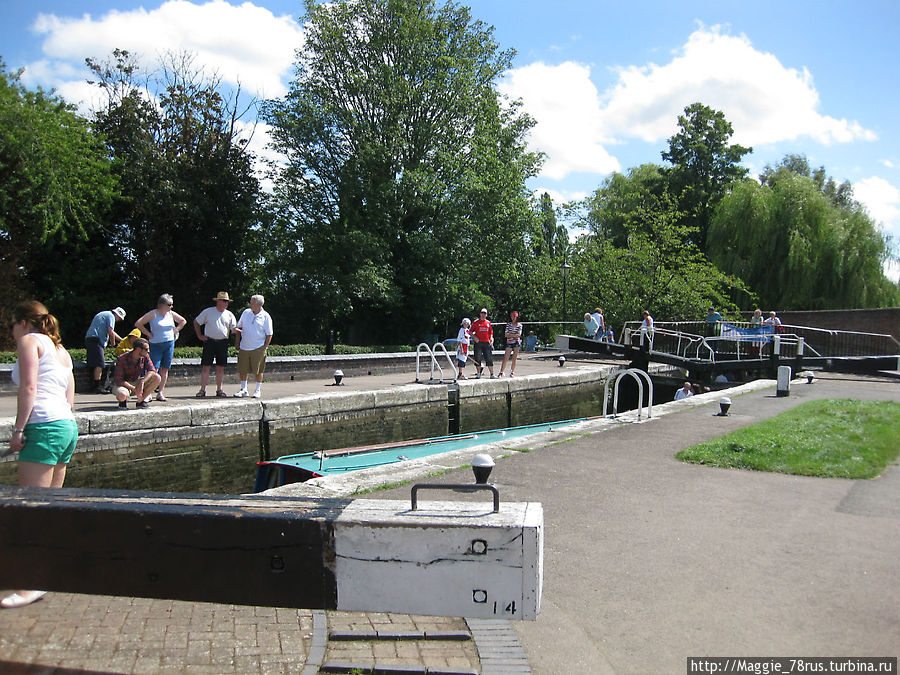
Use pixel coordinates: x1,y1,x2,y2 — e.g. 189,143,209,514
2,0,899,277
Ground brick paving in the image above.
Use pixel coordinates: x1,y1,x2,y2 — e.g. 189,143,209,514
0,593,314,674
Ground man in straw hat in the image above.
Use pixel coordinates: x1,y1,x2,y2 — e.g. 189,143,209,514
193,292,238,397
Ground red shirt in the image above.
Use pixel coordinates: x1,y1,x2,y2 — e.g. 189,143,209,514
471,318,493,343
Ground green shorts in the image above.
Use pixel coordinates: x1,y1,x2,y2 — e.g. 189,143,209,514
19,419,79,466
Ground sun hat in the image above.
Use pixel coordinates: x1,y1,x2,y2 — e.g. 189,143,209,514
213,291,231,302
112,307,126,320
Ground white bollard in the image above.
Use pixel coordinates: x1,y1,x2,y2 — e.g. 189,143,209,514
776,365,791,397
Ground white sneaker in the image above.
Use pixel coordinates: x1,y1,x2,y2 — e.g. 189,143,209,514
252,390,261,398
234,389,248,398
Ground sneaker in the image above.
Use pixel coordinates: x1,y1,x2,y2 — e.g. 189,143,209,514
118,401,127,409
476,372,482,379
497,372,505,378
136,400,149,409
509,371,515,378
1,590,46,608
252,390,262,399
155,393,167,402
234,389,248,398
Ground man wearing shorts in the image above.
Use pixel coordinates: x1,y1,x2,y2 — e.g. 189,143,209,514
112,338,161,409
84,306,126,393
233,294,274,398
194,292,237,398
470,308,495,379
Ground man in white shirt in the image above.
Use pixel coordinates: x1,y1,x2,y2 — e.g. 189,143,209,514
674,381,694,400
193,292,238,398
233,294,274,398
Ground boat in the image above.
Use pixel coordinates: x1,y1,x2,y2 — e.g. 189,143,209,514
254,418,585,491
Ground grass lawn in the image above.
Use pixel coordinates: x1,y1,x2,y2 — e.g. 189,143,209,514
676,399,900,479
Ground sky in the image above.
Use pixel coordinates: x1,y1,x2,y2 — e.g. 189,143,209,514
2,0,899,278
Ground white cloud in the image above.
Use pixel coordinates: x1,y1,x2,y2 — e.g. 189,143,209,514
854,176,900,236
601,26,876,147
503,25,876,181
879,159,895,169
499,61,620,180
26,0,303,100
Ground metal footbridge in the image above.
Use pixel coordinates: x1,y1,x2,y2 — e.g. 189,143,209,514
557,320,900,382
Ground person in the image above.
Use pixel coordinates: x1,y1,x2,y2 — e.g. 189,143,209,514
583,313,599,338
455,318,471,379
640,310,654,350
525,331,538,352
749,309,764,356
135,294,187,402
233,294,274,398
706,307,723,352
764,311,783,331
706,307,723,325
674,381,694,400
84,306,126,394
2,301,79,609
498,311,523,378
114,329,142,357
750,308,763,328
112,337,161,409
591,308,605,341
470,308,495,379
194,292,238,398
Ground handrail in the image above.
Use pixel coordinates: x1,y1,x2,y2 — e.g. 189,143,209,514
602,368,653,420
415,342,458,383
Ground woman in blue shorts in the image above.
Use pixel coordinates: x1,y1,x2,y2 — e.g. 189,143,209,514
135,293,187,401
3,300,78,609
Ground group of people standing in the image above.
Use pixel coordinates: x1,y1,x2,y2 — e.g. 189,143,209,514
84,292,274,407
455,308,523,379
2,292,273,608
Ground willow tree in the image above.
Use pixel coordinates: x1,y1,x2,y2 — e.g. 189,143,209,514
708,169,899,309
263,0,541,344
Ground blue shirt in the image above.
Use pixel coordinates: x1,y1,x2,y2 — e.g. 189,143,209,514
85,311,115,347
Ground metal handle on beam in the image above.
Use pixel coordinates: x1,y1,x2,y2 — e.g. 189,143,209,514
410,483,500,513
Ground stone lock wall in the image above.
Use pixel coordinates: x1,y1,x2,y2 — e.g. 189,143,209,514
0,366,621,494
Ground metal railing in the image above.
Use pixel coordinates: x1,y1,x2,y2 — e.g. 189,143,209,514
621,320,899,360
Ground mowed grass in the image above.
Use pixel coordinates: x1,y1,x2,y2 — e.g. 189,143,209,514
677,399,900,479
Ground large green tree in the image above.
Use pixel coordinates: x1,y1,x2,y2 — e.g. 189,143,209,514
662,102,751,250
708,163,899,309
262,0,541,344
88,50,261,327
0,61,118,345
568,190,744,330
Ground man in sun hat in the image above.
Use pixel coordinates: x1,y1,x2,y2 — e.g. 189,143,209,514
84,306,127,394
193,292,238,397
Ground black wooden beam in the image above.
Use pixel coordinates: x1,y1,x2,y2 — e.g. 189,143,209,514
0,486,341,609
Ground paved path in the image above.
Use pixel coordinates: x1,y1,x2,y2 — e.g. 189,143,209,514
1,370,898,673
362,373,900,673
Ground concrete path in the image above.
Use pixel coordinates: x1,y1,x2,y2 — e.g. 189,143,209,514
362,373,900,673
1,370,897,673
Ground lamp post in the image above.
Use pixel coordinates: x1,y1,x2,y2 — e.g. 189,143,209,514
560,260,572,319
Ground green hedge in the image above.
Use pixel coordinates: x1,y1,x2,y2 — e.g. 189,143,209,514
0,344,415,364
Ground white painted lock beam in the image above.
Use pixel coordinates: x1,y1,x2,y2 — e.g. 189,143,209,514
0,486,543,620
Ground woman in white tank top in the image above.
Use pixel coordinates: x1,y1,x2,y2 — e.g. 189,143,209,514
3,300,77,609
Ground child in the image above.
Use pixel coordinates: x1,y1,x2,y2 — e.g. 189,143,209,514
456,318,471,379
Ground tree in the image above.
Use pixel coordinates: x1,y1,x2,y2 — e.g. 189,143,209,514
662,102,751,250
530,192,568,258
580,164,669,247
87,50,261,327
568,189,745,330
262,0,541,344
0,60,117,345
708,167,899,309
